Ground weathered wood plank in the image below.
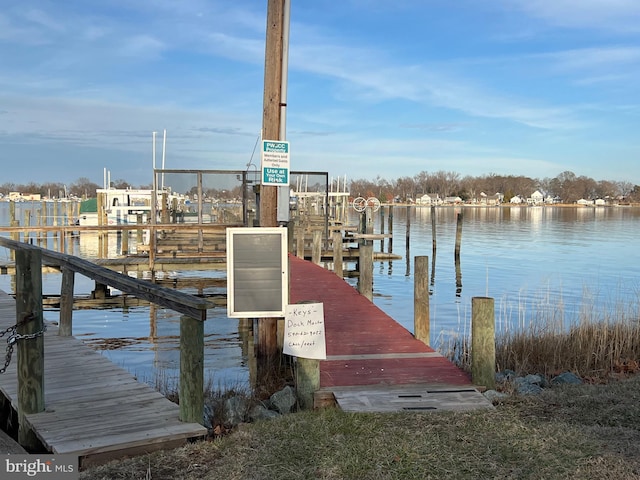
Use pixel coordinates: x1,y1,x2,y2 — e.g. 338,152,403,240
0,289,207,466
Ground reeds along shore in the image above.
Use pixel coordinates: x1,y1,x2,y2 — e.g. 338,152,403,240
441,301,640,381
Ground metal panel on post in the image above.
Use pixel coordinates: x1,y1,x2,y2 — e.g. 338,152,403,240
226,227,288,318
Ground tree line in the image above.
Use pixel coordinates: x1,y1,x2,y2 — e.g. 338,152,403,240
0,177,149,200
2,170,639,204
348,170,640,204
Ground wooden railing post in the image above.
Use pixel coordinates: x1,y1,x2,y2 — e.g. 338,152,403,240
59,266,75,336
414,256,430,345
180,315,204,425
15,248,45,449
471,297,496,390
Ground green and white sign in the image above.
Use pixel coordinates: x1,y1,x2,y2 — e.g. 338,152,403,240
261,140,290,186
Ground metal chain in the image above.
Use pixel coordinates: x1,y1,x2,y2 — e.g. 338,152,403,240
0,314,47,375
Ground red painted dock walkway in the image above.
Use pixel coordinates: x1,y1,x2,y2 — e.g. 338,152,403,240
289,255,476,389
289,256,493,412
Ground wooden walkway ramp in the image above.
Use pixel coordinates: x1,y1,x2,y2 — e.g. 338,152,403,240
0,290,207,466
289,255,493,412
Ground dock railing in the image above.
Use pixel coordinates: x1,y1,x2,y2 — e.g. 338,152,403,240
0,237,210,446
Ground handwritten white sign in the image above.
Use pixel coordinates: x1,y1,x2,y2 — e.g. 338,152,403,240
283,302,326,360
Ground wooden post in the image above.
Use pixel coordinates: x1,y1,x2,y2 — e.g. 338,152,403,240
15,249,45,449
379,205,385,252
121,227,129,255
431,206,437,286
358,239,373,301
414,256,430,345
387,204,393,253
471,297,496,390
405,204,411,250
332,229,343,278
23,210,31,244
59,266,75,336
295,220,305,258
179,315,204,424
9,201,18,261
311,229,322,265
296,357,319,410
455,211,463,261
136,214,143,243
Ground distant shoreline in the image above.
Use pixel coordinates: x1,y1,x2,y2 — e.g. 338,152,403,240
383,202,640,208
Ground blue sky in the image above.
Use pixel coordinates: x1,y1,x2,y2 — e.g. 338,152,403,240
1,0,639,187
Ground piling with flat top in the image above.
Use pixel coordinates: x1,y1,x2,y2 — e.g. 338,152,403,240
471,297,496,390
455,211,463,261
180,315,204,424
296,224,304,259
405,205,411,250
414,256,430,346
59,266,75,337
15,249,45,449
296,357,320,410
332,229,343,278
312,229,322,265
387,205,394,253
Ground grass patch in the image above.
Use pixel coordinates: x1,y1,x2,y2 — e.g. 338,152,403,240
82,377,640,479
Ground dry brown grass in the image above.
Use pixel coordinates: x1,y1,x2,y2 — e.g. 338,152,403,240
81,375,640,479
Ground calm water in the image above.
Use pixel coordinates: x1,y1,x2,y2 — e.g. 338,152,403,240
363,206,640,347
1,201,639,388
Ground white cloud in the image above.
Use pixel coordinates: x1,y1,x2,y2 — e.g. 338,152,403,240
513,0,640,32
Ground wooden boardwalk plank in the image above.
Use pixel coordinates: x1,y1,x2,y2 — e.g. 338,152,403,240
0,289,207,465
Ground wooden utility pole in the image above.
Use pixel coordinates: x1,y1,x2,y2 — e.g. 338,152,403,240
257,0,286,360
260,0,284,229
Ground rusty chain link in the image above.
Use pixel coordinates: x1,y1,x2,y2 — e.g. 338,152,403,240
0,313,47,374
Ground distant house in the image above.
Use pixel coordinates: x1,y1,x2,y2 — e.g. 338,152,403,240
529,190,544,205
478,192,500,205
577,198,594,206
443,196,463,205
417,193,441,206
594,198,607,206
510,195,524,204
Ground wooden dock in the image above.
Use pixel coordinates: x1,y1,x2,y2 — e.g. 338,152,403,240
0,290,207,467
289,255,493,412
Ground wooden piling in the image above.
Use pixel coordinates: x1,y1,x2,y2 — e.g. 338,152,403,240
332,229,343,278
15,248,45,449
379,205,385,252
121,228,129,255
471,297,496,390
312,229,322,265
59,266,75,336
358,239,373,301
405,205,411,250
296,220,305,259
387,205,393,253
296,357,320,410
358,209,374,300
414,256,430,346
179,315,204,425
455,211,463,261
